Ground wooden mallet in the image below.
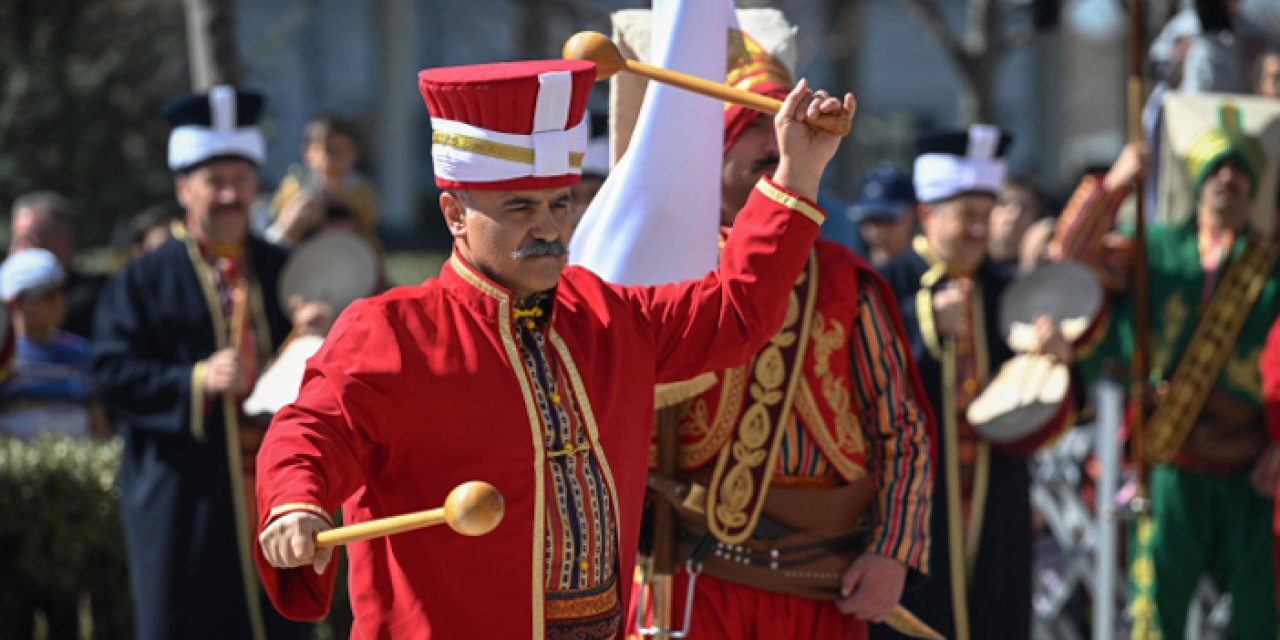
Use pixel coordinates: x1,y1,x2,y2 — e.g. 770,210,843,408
314,481,504,548
563,31,852,137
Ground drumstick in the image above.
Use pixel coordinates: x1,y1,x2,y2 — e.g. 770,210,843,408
563,31,853,136
314,481,504,548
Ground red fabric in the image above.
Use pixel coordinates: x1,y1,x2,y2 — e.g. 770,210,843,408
433,172,584,192
722,84,789,155
418,59,596,190
1264,317,1280,443
627,571,867,640
417,60,595,135
254,177,825,638
677,240,936,471
1262,316,1280,608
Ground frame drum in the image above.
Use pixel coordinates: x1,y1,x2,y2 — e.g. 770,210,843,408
277,229,379,317
968,261,1100,456
243,229,379,418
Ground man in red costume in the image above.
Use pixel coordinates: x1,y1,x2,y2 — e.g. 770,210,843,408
253,59,855,638
636,37,934,640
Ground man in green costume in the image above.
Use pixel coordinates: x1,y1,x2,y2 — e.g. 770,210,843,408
1070,104,1279,639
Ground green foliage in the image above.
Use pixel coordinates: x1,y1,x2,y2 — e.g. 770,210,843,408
0,0,188,248
0,435,132,638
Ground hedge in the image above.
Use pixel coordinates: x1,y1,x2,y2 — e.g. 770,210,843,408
0,436,349,639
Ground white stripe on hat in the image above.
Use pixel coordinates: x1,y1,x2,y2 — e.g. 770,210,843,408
168,126,266,171
913,124,1007,203
210,85,237,132
429,113,588,184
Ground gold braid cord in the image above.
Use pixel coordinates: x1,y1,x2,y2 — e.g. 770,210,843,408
705,253,818,545
1146,234,1279,462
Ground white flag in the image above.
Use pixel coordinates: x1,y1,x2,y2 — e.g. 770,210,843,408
567,0,732,286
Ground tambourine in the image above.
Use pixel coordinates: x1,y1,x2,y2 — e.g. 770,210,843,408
967,261,1099,456
966,354,1072,456
277,229,379,317
1000,260,1104,353
242,334,325,418
242,230,379,418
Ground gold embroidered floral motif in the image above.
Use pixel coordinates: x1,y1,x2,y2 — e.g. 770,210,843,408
1225,346,1263,402
706,257,817,545
808,311,866,458
676,365,748,470
1151,293,1187,379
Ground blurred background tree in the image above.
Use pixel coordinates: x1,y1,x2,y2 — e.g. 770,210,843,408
0,0,187,253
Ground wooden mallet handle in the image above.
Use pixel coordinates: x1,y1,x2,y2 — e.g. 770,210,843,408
314,481,504,548
563,31,852,137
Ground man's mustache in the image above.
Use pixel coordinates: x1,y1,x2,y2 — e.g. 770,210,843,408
752,155,780,174
213,204,245,216
512,240,567,259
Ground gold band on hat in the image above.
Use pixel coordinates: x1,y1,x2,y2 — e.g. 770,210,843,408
432,130,584,168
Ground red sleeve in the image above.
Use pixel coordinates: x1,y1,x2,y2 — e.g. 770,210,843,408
1262,317,1280,442
253,302,406,620
620,176,825,383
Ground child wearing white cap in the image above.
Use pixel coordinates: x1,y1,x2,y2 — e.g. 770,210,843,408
0,248,107,439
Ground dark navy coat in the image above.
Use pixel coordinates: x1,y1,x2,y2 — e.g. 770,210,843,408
93,231,308,640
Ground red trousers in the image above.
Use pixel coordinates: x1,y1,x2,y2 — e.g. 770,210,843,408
628,570,867,640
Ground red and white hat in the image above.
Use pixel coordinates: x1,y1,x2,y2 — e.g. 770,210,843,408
419,60,596,191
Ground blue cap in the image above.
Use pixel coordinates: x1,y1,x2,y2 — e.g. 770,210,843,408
848,167,916,222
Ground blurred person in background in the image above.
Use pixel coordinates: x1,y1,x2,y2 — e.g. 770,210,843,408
128,202,181,258
93,86,329,640
1017,216,1059,274
0,247,108,439
268,114,380,246
1254,49,1280,98
9,191,106,341
1177,0,1277,94
989,176,1049,272
849,166,917,266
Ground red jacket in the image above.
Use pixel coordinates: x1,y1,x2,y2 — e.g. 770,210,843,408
254,178,825,639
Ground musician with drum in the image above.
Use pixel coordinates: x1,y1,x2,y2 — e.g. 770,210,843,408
874,126,1078,640
91,87,334,640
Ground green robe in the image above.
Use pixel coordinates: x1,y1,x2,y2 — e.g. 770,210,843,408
1080,220,1278,640
1081,220,1280,408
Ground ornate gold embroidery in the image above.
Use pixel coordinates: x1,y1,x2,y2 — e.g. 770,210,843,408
1147,235,1279,463
809,311,866,458
706,255,817,545
677,365,748,470
1151,292,1187,379
794,378,867,481
811,310,842,376
1225,346,1263,402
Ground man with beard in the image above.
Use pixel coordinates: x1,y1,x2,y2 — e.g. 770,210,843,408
252,59,855,638
872,126,1075,640
1075,105,1279,639
92,86,330,640
636,36,935,640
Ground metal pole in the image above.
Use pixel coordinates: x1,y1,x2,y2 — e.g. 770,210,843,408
1094,377,1125,640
